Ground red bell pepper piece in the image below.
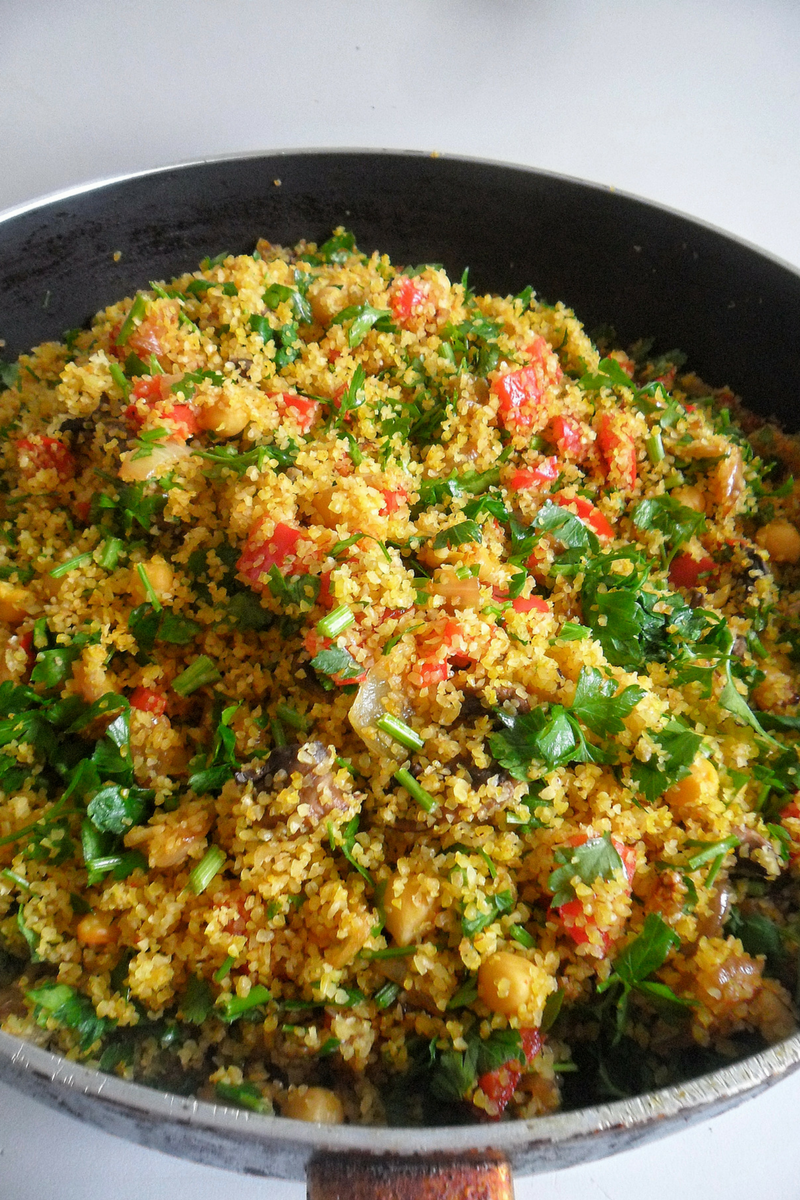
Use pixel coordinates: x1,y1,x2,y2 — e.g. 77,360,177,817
668,553,716,589
130,686,168,716
554,494,614,540
390,276,429,327
475,1028,543,1118
237,521,302,588
509,457,559,490
549,415,584,458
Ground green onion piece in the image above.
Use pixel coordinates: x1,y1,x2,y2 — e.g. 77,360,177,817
376,714,424,752
316,604,355,639
32,617,48,649
98,537,124,571
685,835,739,872
108,362,130,399
2,868,31,890
361,945,418,961
115,294,147,347
508,924,536,949
335,755,358,777
214,954,235,982
394,768,436,813
646,430,665,465
275,703,309,732
557,622,591,642
704,853,725,889
318,1036,340,1056
136,563,162,612
215,1081,270,1113
374,981,401,1010
188,845,225,895
172,655,222,696
271,718,287,748
49,551,93,579
216,984,272,1022
148,354,164,375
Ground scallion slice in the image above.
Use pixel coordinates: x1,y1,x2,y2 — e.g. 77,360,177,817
394,767,437,813
646,429,665,465
136,564,162,612
108,362,130,399
376,714,424,752
316,604,355,639
172,655,221,696
49,551,93,579
214,954,235,982
374,981,401,1009
508,923,536,949
275,703,309,732
98,537,124,571
188,845,225,895
216,984,272,1022
115,294,147,347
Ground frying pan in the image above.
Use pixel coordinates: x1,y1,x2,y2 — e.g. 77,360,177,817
1,150,799,1198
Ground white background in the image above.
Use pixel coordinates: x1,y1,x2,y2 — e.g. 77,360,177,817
2,2,800,1197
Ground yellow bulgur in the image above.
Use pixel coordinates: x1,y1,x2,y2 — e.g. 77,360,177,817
0,229,797,1124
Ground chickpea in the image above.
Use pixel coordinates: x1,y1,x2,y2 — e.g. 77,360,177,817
130,556,174,605
756,518,800,565
0,582,35,626
664,755,718,815
72,644,111,704
283,1086,344,1124
196,392,250,438
383,875,438,946
671,485,705,514
76,913,116,946
477,951,544,1018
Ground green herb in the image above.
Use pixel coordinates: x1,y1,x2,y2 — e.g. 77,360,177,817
267,566,321,613
375,713,423,752
87,784,152,835
726,907,785,973
187,845,225,895
632,495,705,564
49,551,93,579
170,369,224,400
180,974,214,1025
108,362,131,399
214,955,235,983
570,668,646,738
331,302,396,347
683,836,740,872
17,906,40,960
507,924,536,949
115,294,147,347
274,703,309,733
432,519,482,551
30,646,82,689
374,981,401,1010
317,604,355,639
394,768,437,813
136,564,162,612
328,814,374,887
446,976,478,1009
310,645,363,682
172,656,222,696
27,980,111,1050
216,984,272,1023
462,889,513,938
215,1081,271,1114
98,537,124,571
193,440,299,478
596,913,687,1037
200,251,230,270
630,722,705,803
558,623,591,641
0,360,20,390
548,834,623,908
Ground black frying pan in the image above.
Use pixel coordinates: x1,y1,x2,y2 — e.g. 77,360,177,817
1,151,799,1198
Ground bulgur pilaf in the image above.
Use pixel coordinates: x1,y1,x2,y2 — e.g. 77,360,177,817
0,230,798,1125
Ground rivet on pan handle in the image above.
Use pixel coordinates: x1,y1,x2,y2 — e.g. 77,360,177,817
306,1153,514,1200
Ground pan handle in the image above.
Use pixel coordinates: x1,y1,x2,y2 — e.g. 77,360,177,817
306,1153,514,1200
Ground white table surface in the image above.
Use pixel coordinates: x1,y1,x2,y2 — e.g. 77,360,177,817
2,2,800,1197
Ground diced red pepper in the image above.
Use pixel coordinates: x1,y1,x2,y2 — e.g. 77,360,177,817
281,393,319,433
73,499,91,524
17,631,36,678
16,436,76,481
525,335,562,379
419,660,451,688
131,376,168,403
237,521,302,588
668,553,716,590
130,686,168,716
390,276,429,327
509,458,559,490
317,570,335,610
549,415,585,458
475,1027,542,1118
597,414,637,491
511,595,550,614
379,486,408,516
554,494,615,540
492,368,547,434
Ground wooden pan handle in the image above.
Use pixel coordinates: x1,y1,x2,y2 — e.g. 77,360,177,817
307,1153,514,1200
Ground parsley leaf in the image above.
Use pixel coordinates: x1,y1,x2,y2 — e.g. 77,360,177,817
548,834,623,907
311,646,363,681
27,980,112,1051
461,889,513,938
571,668,646,738
86,783,153,835
632,495,705,564
630,722,704,803
331,303,396,347
432,519,483,551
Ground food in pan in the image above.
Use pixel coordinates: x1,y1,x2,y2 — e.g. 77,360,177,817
0,230,797,1125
